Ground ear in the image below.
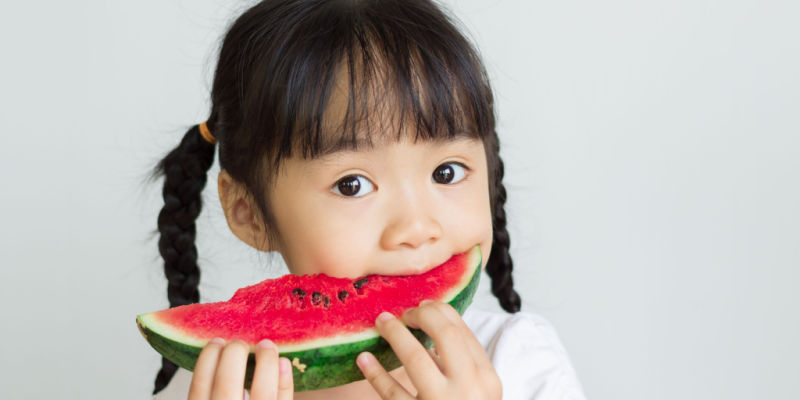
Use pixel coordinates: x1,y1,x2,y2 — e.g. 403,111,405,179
217,169,272,252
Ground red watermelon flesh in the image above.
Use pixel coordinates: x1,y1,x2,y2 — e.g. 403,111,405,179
136,245,482,390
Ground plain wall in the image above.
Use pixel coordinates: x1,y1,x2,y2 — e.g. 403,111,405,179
1,0,798,398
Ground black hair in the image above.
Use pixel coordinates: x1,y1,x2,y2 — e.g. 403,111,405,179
148,0,520,394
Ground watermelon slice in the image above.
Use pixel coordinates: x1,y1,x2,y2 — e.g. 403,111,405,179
137,245,482,391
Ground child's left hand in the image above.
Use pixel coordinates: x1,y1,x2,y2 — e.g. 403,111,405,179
356,300,502,400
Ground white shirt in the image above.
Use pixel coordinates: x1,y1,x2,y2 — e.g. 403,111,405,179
154,308,587,400
462,308,587,400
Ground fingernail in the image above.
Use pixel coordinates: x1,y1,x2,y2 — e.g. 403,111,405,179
357,352,373,368
376,311,394,323
419,299,433,306
210,337,225,345
279,357,291,376
257,339,275,349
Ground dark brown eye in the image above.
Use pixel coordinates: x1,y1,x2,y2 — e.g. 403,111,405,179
333,175,374,197
433,162,467,184
337,177,359,196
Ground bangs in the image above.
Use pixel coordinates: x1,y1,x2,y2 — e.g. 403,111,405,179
239,0,495,171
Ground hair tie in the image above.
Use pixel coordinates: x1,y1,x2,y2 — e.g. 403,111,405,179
198,121,216,144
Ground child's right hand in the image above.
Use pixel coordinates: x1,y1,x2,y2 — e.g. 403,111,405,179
188,338,294,400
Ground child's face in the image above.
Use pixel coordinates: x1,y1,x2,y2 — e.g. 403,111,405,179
266,133,493,279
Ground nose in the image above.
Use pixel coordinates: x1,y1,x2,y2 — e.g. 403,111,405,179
379,197,443,250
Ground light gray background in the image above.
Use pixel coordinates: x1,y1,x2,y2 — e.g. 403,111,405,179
1,0,798,399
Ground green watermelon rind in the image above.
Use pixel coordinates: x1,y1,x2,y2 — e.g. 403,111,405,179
136,246,481,391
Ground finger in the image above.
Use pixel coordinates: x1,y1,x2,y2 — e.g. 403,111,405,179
356,352,414,400
277,358,294,400
417,303,503,395
211,340,249,400
374,312,444,391
401,303,472,376
418,301,494,370
426,347,443,371
189,338,225,400
250,339,279,400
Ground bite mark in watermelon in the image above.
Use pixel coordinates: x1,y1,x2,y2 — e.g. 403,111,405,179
137,245,482,391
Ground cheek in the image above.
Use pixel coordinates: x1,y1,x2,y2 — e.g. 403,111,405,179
442,179,493,261
463,192,493,264
279,197,377,278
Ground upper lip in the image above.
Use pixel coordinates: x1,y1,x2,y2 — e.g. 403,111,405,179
373,246,474,277
392,253,452,276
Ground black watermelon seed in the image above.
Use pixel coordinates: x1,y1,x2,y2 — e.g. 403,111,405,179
311,291,322,305
353,278,369,289
337,290,349,302
292,288,306,298
323,296,331,308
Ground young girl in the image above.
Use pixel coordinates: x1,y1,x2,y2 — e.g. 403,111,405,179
149,0,586,399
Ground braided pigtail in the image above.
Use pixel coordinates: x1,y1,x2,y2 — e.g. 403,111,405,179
150,123,216,394
485,130,522,313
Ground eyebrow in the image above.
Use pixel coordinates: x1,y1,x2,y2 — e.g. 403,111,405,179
314,130,477,158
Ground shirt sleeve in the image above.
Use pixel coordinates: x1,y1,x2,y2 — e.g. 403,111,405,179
483,311,588,400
